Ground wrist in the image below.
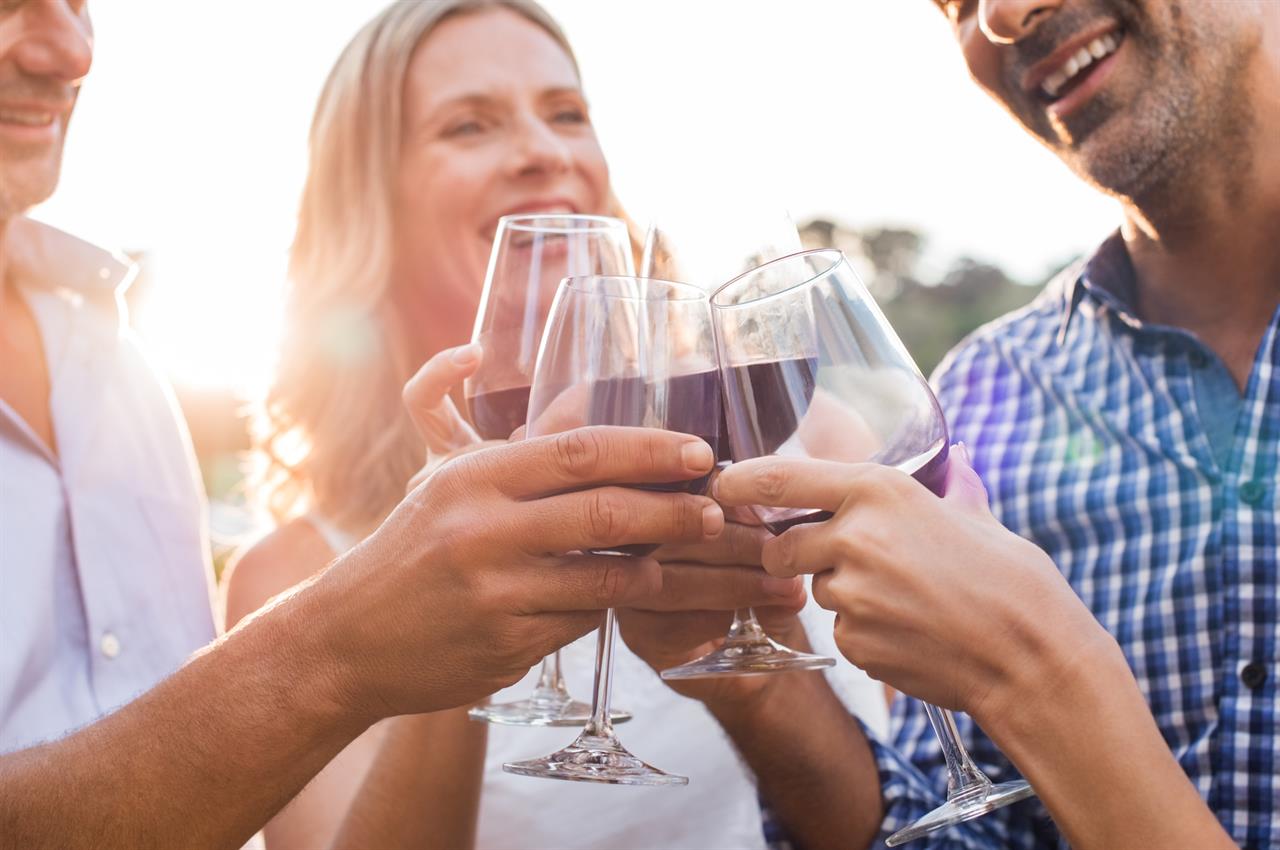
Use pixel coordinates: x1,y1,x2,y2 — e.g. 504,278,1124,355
270,568,381,735
705,666,818,734
974,599,1130,759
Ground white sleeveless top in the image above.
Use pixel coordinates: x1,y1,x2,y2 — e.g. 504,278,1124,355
306,513,888,850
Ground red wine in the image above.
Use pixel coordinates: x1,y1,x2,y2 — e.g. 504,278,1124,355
587,370,726,557
722,357,819,457
723,357,949,535
467,386,531,441
761,443,949,535
764,510,834,536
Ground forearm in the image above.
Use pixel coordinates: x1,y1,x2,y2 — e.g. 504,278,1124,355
709,668,883,850
0,584,369,850
983,631,1233,850
330,708,487,850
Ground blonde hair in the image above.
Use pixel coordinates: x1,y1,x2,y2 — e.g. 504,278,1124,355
255,0,584,536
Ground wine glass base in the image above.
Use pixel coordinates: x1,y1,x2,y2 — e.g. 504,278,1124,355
885,780,1036,846
660,637,836,680
503,731,688,786
468,698,632,727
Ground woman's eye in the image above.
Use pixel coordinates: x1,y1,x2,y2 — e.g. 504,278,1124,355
444,120,485,138
551,106,587,125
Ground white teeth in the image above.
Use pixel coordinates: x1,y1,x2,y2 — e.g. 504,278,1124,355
1040,32,1122,99
0,110,53,127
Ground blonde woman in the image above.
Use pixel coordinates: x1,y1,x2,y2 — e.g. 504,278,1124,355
225,2,886,848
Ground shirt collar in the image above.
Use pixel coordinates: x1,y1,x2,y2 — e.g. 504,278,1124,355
1056,229,1142,344
6,217,137,326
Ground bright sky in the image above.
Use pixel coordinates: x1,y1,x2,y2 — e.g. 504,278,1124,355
33,0,1119,396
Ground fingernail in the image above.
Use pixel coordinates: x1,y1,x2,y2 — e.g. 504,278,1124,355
682,440,714,472
702,503,725,537
451,344,480,365
953,441,972,465
763,576,801,597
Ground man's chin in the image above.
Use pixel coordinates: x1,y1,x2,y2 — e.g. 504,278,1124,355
0,162,62,218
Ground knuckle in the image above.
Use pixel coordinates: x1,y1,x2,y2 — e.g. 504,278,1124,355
554,429,603,478
754,464,790,504
586,490,629,541
673,496,703,539
764,532,795,574
597,560,627,603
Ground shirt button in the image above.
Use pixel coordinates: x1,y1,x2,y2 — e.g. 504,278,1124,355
1240,662,1267,691
100,632,121,659
1239,480,1266,506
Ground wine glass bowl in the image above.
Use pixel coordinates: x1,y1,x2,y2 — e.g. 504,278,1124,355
466,214,634,441
464,214,635,728
503,275,714,786
708,248,1034,844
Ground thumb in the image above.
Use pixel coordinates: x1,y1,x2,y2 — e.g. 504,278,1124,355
403,344,483,452
943,442,992,517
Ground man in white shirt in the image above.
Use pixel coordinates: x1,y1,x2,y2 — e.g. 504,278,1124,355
0,4,769,848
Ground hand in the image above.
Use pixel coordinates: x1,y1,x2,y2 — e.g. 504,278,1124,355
311,426,726,721
712,445,1106,722
616,515,809,707
402,343,490,490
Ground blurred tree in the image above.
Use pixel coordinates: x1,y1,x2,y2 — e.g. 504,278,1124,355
798,218,1059,376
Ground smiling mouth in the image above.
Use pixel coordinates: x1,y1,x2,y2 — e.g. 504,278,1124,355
0,109,54,127
1036,29,1124,105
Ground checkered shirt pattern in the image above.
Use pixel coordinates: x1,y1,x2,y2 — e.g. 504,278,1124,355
763,232,1278,849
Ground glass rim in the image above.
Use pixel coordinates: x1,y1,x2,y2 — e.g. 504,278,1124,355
709,248,845,311
498,213,628,234
562,274,707,303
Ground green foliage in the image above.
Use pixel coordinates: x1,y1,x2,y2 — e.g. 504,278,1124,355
800,220,1065,376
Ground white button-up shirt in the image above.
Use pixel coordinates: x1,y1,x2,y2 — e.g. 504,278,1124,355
0,218,216,752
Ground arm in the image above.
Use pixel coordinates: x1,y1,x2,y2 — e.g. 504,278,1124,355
713,449,1235,850
0,426,722,850
224,522,486,850
328,710,485,850
0,577,368,850
615,525,885,850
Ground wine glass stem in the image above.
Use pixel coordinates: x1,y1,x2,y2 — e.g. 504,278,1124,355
923,702,994,802
725,608,768,642
583,609,618,737
531,651,567,700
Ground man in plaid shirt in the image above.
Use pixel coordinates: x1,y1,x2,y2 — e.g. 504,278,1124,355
621,1,1277,847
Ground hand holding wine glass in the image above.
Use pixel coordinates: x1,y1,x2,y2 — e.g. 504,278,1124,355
463,213,635,727
503,274,724,785
706,248,1036,845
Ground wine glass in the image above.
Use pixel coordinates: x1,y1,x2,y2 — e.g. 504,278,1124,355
709,248,1036,844
503,274,718,785
642,211,835,680
465,214,635,728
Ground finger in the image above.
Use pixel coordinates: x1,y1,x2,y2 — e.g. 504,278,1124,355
631,562,805,612
712,456,868,512
518,486,723,555
488,426,716,499
760,521,837,578
507,554,664,614
811,570,837,611
403,345,483,452
519,610,610,662
943,442,994,518
407,439,507,493
616,608,735,652
653,520,769,566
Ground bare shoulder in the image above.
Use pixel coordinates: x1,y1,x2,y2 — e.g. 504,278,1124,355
222,518,337,630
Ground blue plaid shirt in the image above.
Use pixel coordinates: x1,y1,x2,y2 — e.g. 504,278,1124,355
766,233,1278,848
